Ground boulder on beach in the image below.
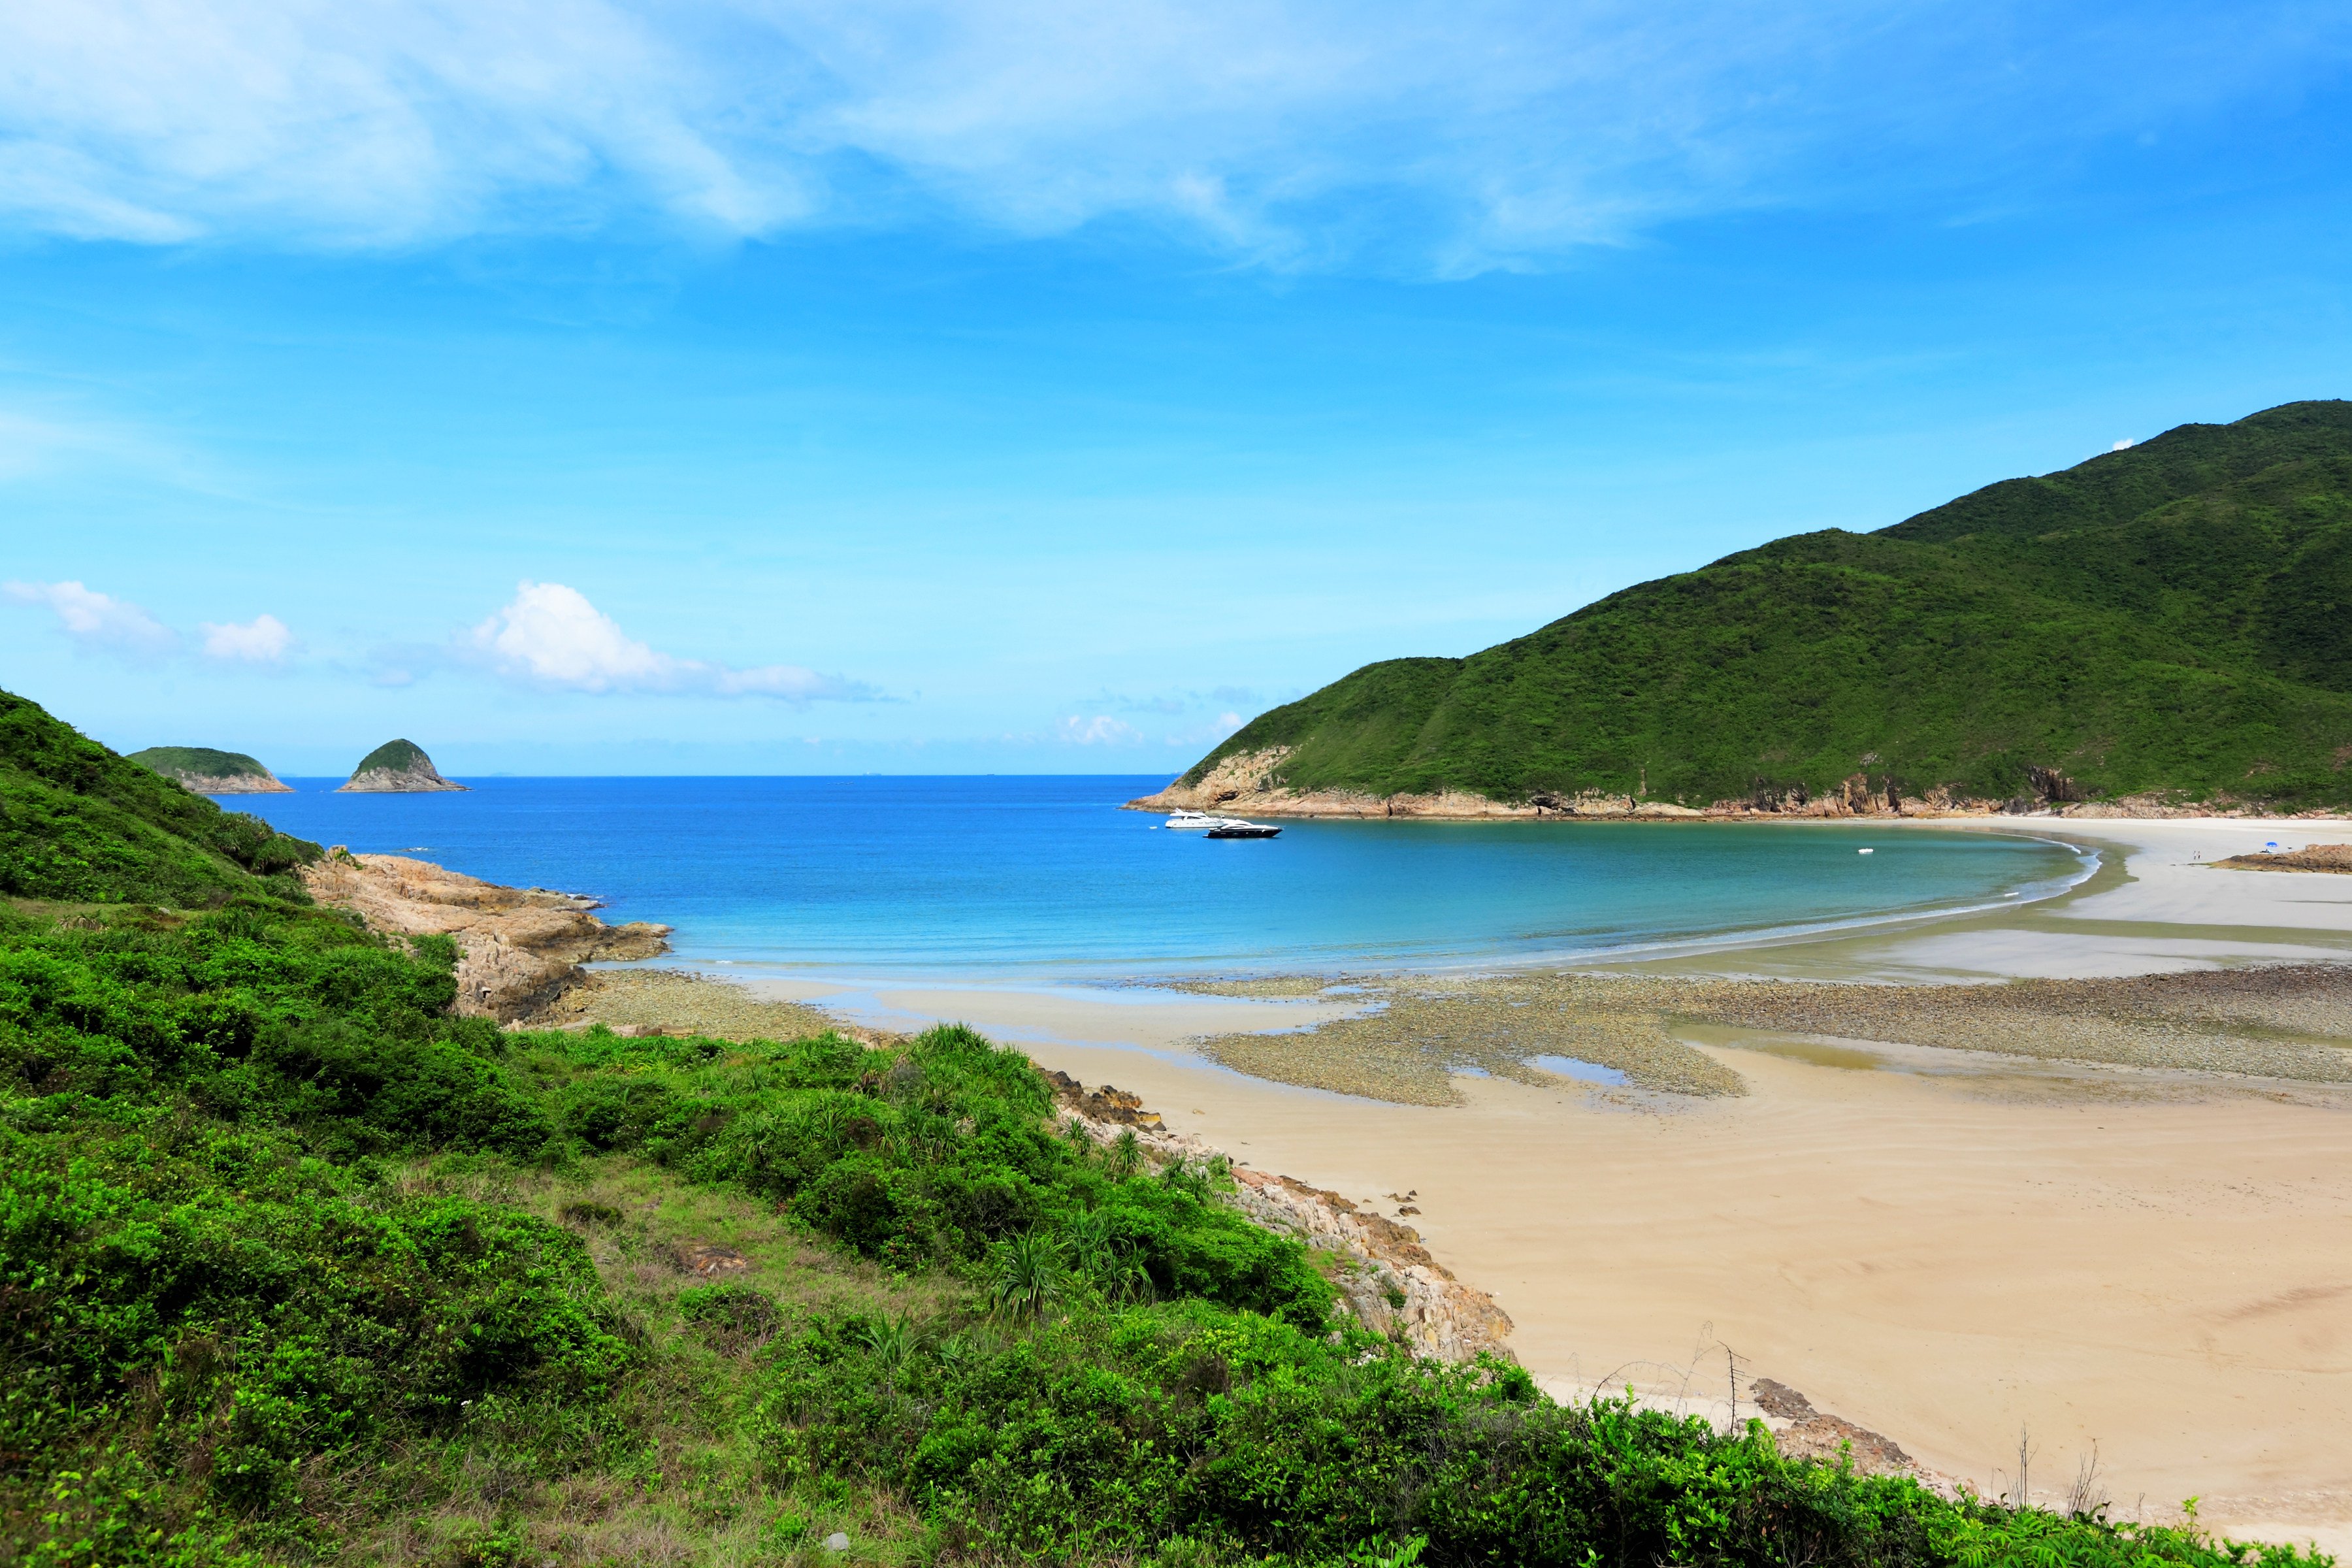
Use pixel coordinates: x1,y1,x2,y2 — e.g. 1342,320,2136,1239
337,738,468,793
125,745,293,794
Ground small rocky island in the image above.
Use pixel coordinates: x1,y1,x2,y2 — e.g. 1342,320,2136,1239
125,745,293,794
337,738,468,792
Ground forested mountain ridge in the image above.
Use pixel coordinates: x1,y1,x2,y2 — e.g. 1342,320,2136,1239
1150,400,2352,816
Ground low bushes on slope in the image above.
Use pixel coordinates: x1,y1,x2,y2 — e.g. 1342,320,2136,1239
1,890,2329,1565
1,691,318,906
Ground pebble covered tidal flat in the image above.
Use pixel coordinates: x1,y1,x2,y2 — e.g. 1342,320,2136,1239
1183,964,2352,1105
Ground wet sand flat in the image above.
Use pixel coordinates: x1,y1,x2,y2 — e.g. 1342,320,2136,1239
581,814,2352,1552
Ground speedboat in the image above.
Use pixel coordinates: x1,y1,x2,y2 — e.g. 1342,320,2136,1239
1206,820,1281,839
1164,810,1228,830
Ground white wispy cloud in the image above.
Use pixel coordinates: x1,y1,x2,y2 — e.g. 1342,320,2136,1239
1,1,2338,269
199,612,293,662
1058,714,1145,745
468,580,874,701
4,579,178,655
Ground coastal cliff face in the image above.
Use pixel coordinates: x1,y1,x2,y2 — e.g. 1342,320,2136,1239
301,851,668,1017
171,772,293,794
337,738,468,792
1126,748,2337,821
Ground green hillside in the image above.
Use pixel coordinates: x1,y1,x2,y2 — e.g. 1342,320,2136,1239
1,690,319,906
1182,400,2352,809
125,745,277,783
2,683,2312,1564
350,736,431,775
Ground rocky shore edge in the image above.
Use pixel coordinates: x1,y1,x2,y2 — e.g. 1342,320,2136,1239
301,851,670,1018
1041,1071,1516,1365
293,849,1528,1369
175,772,293,794
1130,746,2352,823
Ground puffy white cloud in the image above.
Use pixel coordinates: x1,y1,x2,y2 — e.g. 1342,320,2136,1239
3,579,176,654
2111,438,2137,451
0,0,2335,269
469,580,873,700
199,612,293,662
472,581,672,690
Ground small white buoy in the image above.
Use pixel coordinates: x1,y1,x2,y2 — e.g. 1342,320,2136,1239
1857,847,1874,855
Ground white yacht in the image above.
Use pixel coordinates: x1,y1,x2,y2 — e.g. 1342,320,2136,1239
1164,809,1228,830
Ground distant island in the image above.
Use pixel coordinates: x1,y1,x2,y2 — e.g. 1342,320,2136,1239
1137,399,2352,821
337,738,468,793
125,745,293,794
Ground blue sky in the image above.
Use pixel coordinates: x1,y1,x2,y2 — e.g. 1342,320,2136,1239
3,0,2348,776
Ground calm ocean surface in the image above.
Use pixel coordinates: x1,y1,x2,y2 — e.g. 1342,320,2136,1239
235,777,2087,979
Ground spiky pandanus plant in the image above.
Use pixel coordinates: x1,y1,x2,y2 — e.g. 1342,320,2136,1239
990,1230,1067,1320
1065,1208,1154,1305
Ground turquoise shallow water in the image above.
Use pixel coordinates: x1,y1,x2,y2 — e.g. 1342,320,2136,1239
235,776,2088,979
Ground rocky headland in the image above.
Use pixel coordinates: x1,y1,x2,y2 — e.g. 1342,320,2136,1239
338,738,467,792
125,745,293,794
301,851,667,1017
1128,746,2352,823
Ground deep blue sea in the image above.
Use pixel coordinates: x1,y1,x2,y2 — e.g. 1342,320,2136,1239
234,777,2087,979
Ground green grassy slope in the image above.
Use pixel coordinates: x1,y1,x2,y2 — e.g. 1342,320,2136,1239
5,685,2320,1565
1,691,319,905
126,745,278,783
1182,400,2352,809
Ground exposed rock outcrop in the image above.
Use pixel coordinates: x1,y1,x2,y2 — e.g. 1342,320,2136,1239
2217,843,2352,874
125,746,293,794
301,851,668,1017
1039,1068,1515,1364
1748,1379,1934,1481
2025,765,2088,804
338,738,468,793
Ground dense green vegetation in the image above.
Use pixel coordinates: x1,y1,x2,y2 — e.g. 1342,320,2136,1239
125,749,280,786
1183,400,2352,809
1,687,2331,1564
348,740,433,778
1,692,318,906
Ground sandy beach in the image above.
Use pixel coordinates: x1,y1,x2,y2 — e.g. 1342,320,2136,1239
576,815,2352,1554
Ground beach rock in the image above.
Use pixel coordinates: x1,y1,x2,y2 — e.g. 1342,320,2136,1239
338,738,467,792
1748,1378,1924,1480
1038,1071,1166,1128
300,851,670,1018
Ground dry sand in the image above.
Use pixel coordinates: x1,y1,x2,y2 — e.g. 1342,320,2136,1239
597,815,2352,1554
